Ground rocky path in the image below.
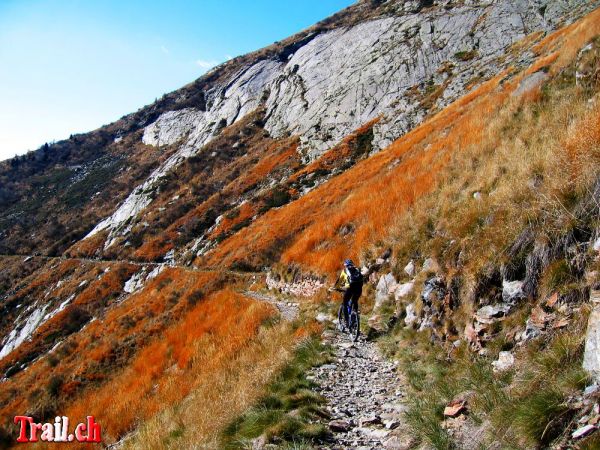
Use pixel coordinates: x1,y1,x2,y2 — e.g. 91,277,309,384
243,291,300,321
311,332,415,450
0,253,260,277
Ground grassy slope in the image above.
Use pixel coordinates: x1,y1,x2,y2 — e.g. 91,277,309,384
201,18,595,276
369,9,600,450
212,10,600,448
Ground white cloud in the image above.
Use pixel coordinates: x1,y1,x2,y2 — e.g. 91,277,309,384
160,45,169,55
195,59,218,69
225,54,233,60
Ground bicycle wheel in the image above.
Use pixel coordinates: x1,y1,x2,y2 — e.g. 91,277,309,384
349,310,360,341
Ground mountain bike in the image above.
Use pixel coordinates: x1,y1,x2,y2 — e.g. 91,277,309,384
331,287,360,341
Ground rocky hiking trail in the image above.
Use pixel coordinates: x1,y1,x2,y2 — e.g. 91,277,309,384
243,290,300,321
0,253,261,278
244,287,415,449
311,332,414,450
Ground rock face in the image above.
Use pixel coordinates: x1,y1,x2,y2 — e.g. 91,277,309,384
475,304,511,324
422,258,439,273
85,0,598,243
422,276,446,304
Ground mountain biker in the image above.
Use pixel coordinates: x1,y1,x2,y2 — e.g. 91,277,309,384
333,259,363,330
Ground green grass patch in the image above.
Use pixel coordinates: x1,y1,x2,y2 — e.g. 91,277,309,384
220,337,333,449
384,306,590,449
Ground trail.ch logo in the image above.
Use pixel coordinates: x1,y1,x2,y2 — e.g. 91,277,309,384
14,416,101,443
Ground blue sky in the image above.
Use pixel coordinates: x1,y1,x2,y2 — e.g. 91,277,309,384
0,0,353,161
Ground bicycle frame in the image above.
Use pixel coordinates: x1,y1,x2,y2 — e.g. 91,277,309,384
333,288,360,341
345,301,357,326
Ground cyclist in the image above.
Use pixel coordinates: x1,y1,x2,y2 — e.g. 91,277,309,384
333,259,363,330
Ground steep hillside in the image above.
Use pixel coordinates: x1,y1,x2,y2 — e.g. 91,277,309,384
1,0,600,448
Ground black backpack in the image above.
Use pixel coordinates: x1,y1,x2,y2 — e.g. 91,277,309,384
346,265,363,285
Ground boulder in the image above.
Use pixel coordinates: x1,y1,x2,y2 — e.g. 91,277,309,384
422,258,439,273
594,237,600,253
443,399,467,418
418,314,434,332
475,304,510,324
572,424,596,439
492,351,515,372
520,318,543,341
404,260,415,277
316,313,333,323
421,277,446,304
502,279,525,303
394,282,414,301
375,273,398,310
359,414,381,427
368,314,388,333
404,303,418,327
329,419,352,432
384,418,401,430
584,384,599,397
512,71,548,97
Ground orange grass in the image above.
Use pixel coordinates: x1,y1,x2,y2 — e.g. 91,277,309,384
66,231,107,258
132,139,299,262
133,234,175,262
230,140,299,192
0,268,223,435
288,118,380,183
532,7,600,74
0,263,135,370
63,289,275,444
204,72,511,275
209,201,257,239
564,101,600,181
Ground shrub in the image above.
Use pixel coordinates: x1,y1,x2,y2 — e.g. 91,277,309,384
47,375,64,397
265,188,292,209
454,50,477,61
187,288,205,306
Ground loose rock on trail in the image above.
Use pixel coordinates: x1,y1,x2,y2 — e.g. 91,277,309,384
311,332,416,450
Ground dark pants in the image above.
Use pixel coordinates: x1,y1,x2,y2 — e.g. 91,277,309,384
342,283,362,325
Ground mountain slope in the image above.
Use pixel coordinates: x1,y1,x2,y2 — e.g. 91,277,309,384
1,0,600,448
